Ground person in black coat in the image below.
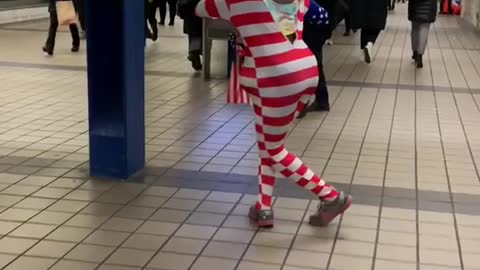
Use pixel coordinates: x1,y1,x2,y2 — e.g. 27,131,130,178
409,0,437,68
145,0,158,41
178,0,203,71
43,0,80,56
351,0,388,63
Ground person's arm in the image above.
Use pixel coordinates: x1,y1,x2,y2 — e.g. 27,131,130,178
195,0,230,19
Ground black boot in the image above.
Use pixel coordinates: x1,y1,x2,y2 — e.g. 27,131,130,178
416,53,423,68
42,46,53,56
188,52,202,71
412,51,418,61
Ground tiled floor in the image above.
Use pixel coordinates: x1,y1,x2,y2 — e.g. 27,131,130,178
1,4,480,270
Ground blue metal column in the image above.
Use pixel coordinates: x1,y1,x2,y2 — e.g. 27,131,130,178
86,0,145,179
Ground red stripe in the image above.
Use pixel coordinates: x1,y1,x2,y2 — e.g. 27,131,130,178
239,67,256,78
255,48,313,68
230,12,273,27
258,66,318,88
260,93,303,108
262,114,295,127
243,32,286,47
205,0,220,18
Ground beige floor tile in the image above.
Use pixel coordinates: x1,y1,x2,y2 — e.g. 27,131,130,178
50,260,98,270
26,240,75,258
202,241,248,259
122,233,168,250
237,261,281,270
285,250,329,268
147,252,196,270
106,248,155,267
190,257,237,270
0,237,38,254
252,231,295,248
175,224,217,239
137,221,180,236
419,248,461,267
65,244,115,263
244,245,288,264
213,228,255,243
376,244,417,262
329,254,372,270
4,256,56,270
374,259,417,270
162,237,208,254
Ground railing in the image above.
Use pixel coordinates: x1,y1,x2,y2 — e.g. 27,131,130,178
202,18,234,79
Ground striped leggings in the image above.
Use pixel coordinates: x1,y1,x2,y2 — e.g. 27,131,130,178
250,88,339,210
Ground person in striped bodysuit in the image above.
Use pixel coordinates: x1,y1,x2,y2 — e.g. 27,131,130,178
196,0,352,227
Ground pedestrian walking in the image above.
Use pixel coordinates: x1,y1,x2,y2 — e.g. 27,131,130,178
409,0,437,68
157,0,178,25
351,0,388,63
195,0,352,228
43,0,80,56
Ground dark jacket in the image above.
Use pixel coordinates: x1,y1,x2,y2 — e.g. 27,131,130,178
183,15,203,37
351,0,388,30
408,0,437,23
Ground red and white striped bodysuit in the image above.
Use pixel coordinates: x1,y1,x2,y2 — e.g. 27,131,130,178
196,0,339,210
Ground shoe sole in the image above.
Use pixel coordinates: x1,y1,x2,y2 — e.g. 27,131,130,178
309,196,353,226
364,48,371,64
248,207,274,228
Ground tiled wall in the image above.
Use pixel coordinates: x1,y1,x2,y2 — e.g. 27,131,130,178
0,6,47,25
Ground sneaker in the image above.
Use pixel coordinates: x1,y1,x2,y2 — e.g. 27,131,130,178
309,191,352,226
363,42,373,64
159,20,165,25
325,39,334,45
168,20,174,26
188,53,202,71
249,205,274,228
71,45,80,53
343,31,350,37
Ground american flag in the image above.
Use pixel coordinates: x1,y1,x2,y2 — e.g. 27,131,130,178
227,32,251,105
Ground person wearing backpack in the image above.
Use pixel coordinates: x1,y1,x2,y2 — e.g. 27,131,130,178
409,0,437,68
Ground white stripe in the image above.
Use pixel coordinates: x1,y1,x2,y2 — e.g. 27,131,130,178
249,42,292,57
262,123,292,136
287,158,302,172
272,149,289,162
257,77,318,97
319,186,332,197
236,23,277,38
215,0,231,19
256,56,317,79
230,1,268,16
260,165,275,176
260,103,298,118
240,76,257,88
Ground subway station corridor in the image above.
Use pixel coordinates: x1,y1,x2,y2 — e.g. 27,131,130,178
1,4,480,270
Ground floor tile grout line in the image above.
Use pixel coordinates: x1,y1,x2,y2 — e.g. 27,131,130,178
0,178,117,269
435,25,480,185
183,194,254,270
370,25,403,270
0,175,108,234
428,43,465,270
45,185,181,269
414,64,421,270
90,188,191,270
278,200,314,270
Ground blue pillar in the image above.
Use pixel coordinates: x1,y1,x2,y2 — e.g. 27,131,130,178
86,0,145,179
